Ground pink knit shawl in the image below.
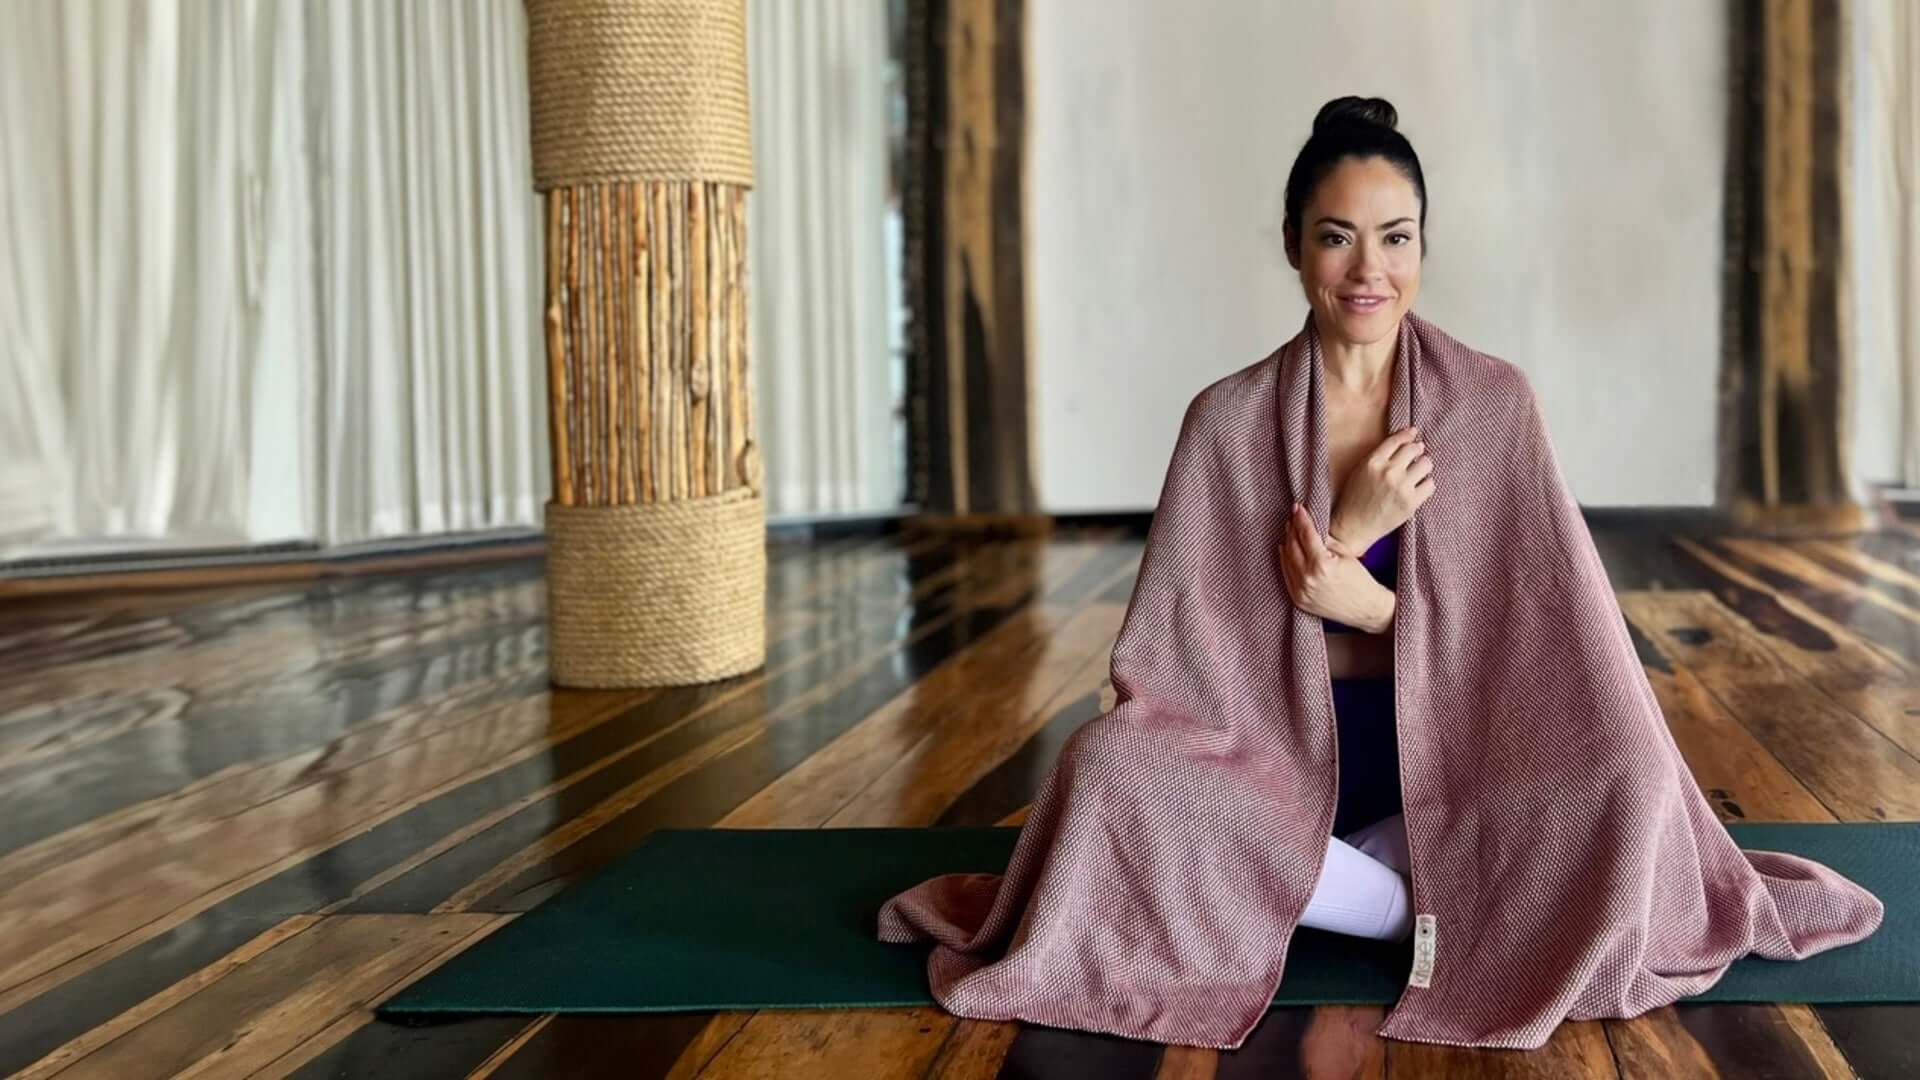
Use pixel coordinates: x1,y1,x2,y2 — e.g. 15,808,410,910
875,312,1884,1050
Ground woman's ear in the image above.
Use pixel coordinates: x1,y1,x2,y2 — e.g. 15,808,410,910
1283,221,1299,270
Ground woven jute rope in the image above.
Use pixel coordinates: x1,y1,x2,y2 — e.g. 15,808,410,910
526,0,753,189
546,488,766,687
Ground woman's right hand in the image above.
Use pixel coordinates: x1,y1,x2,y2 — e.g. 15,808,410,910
1329,426,1435,550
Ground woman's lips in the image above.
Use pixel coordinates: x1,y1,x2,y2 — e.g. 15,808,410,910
1339,295,1390,314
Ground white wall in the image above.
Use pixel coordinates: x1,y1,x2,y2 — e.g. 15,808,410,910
1028,1,1727,511
1848,0,1918,501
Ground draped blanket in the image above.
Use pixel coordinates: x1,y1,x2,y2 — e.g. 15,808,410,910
875,313,1884,1050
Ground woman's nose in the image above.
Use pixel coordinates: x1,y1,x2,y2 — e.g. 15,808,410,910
1352,240,1386,278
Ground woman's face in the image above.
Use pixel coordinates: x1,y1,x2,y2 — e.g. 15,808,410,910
1287,156,1423,349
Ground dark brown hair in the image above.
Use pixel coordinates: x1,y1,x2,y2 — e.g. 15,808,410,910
1284,96,1428,252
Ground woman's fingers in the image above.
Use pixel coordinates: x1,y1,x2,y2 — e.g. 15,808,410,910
1278,533,1302,601
1291,505,1332,573
1280,507,1313,596
1295,506,1329,560
1372,426,1420,465
1288,505,1310,559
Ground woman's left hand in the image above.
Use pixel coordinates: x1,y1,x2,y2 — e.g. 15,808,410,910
1279,503,1390,631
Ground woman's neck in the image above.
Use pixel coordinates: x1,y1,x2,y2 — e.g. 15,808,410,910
1315,315,1400,396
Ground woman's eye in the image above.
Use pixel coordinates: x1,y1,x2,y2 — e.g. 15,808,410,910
1320,234,1348,246
1388,233,1411,245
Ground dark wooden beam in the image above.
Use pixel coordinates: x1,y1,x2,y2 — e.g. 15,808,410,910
904,0,1036,515
1720,0,1859,531
902,0,948,512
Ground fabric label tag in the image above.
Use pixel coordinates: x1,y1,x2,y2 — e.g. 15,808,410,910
1408,913,1437,988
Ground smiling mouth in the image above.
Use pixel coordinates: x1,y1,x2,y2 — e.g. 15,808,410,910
1340,295,1390,311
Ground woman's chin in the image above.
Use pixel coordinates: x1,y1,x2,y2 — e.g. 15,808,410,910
1320,306,1402,345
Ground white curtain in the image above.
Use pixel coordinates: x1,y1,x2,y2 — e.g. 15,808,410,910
311,1,547,543
1883,3,1920,489
748,0,900,518
0,0,894,562
1849,0,1920,499
0,1,306,553
0,0,548,560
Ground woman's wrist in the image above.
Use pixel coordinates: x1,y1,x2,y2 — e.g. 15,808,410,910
1363,582,1396,634
1328,512,1378,553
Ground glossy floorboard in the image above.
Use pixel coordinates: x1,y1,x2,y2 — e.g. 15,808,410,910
0,521,1915,1078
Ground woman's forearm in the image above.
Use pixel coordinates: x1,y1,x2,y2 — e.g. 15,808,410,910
1324,583,1396,679
1327,507,1380,552
1360,581,1396,635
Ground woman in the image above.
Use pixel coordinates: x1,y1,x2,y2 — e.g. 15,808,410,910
1274,96,1435,945
877,95,1882,1052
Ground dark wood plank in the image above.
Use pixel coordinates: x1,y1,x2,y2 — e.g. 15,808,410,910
1387,1018,1617,1077
1624,588,1920,820
1605,1004,1727,1079
1794,539,1920,615
927,1018,1021,1078
446,1014,725,1080
1213,1006,1385,1079
285,1014,541,1080
685,1008,958,1078
1810,1004,1920,1080
23,914,499,1079
1621,594,1832,822
999,1023,1165,1080
1670,1003,1853,1080
1681,537,1920,668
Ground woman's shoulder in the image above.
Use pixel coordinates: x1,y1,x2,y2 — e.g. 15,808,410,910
1405,313,1539,410
1178,346,1284,434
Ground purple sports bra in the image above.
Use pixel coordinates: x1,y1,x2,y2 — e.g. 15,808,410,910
1323,528,1400,634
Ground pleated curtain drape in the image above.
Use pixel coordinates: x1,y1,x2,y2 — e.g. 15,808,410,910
746,0,899,517
0,0,547,557
0,0,896,564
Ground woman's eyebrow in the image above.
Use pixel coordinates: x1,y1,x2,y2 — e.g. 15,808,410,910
1313,216,1416,230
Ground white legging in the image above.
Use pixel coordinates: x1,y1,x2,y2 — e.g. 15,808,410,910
1300,812,1413,941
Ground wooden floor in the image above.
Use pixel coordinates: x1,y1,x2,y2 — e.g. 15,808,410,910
2,521,1917,1078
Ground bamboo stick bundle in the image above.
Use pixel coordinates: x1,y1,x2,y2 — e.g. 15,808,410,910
528,0,761,687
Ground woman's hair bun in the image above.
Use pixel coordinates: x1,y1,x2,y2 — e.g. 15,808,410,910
1312,96,1398,134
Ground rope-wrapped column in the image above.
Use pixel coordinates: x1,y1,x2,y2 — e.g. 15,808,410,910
529,0,763,687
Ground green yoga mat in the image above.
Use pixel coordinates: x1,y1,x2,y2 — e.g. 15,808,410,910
380,823,1920,1017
